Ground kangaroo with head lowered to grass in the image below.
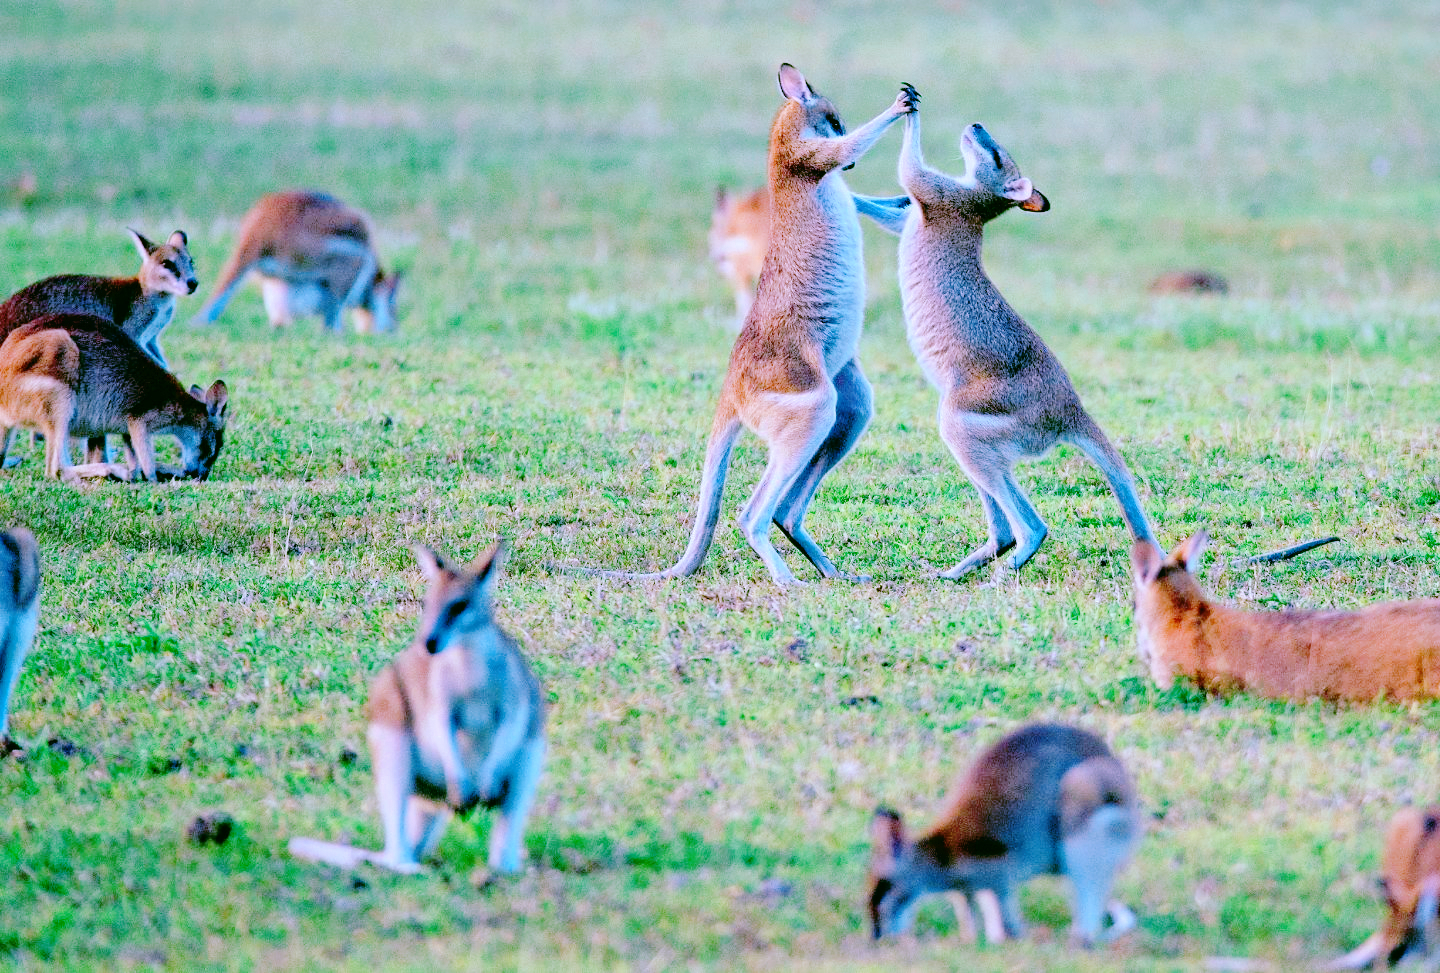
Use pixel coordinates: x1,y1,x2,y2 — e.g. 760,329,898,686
855,103,1154,578
194,190,402,334
866,723,1141,947
1132,530,1440,702
568,66,917,585
0,526,40,758
289,542,546,874
1326,806,1440,970
0,314,228,482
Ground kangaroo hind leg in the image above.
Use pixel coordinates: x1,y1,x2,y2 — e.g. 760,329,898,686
772,359,873,581
738,383,838,585
367,723,423,873
489,736,545,874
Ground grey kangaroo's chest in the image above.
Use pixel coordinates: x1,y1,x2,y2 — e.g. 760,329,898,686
123,297,174,343
413,652,527,783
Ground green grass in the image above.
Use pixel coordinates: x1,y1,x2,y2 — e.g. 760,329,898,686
3,0,1440,969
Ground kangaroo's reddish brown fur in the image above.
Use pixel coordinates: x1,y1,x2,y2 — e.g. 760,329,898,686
1326,807,1440,969
1132,531,1440,702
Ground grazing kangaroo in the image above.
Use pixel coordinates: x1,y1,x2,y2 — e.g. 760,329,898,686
0,314,228,482
289,542,546,874
572,66,916,585
1326,806,1440,970
0,228,197,369
1132,531,1440,702
708,185,769,325
867,723,1141,946
855,107,1154,578
0,527,40,757
194,190,402,334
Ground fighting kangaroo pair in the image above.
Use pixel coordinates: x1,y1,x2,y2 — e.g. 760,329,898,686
578,68,1152,585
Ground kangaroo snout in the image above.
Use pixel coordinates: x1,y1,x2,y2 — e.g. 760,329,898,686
186,278,198,294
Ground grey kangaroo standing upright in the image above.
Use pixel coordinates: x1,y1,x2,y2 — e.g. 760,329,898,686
857,102,1154,578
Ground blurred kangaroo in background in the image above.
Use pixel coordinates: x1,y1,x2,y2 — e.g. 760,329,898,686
0,314,228,482
0,526,39,757
1326,806,1440,970
708,185,769,325
290,542,546,874
1132,530,1440,702
857,105,1154,578
194,190,401,334
867,723,1141,947
572,66,917,585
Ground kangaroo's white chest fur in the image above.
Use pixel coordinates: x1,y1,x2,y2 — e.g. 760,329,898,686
126,294,176,345
809,172,865,374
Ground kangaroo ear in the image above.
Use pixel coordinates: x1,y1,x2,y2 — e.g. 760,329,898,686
1018,188,1050,212
128,227,156,258
205,380,229,422
777,63,815,103
869,807,905,872
189,384,204,401
469,540,506,593
1132,539,1164,587
413,545,448,583
1170,530,1210,573
168,230,188,249
1002,176,1034,202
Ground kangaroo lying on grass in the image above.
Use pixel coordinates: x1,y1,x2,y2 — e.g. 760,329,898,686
1326,806,1440,970
290,542,546,874
195,190,401,334
0,314,228,482
856,104,1155,578
867,723,1141,946
0,527,40,758
1132,531,1440,701
570,66,917,585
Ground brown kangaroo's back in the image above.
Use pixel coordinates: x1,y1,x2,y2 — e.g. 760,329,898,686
0,314,227,481
196,190,398,333
0,229,197,369
1132,531,1440,701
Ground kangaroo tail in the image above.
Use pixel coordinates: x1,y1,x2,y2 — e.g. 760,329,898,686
1067,416,1154,544
1320,932,1382,971
555,404,743,580
287,836,383,868
192,245,259,325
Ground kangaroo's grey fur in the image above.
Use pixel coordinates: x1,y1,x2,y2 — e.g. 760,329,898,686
289,542,545,874
0,527,40,753
857,106,1154,577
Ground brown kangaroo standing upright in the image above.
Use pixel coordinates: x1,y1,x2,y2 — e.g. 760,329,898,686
857,105,1154,578
0,314,228,482
572,66,917,585
708,185,770,325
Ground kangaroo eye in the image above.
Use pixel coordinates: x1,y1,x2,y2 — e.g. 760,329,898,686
443,599,471,624
162,261,178,274
989,148,1003,169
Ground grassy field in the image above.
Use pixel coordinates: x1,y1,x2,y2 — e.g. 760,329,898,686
3,0,1440,969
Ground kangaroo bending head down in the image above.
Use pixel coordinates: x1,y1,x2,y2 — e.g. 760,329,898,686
854,103,1153,580
194,190,402,334
1326,807,1440,970
1132,531,1440,701
708,185,769,327
866,723,1141,947
563,65,917,585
